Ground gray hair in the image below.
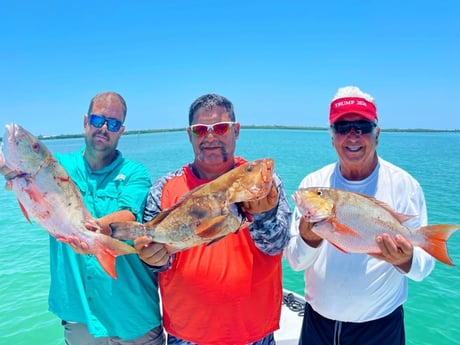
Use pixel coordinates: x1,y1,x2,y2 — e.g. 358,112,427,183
332,86,376,105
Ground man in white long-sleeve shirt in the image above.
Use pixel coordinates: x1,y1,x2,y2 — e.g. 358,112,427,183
284,86,435,345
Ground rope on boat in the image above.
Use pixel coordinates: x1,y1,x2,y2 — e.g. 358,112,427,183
283,292,305,317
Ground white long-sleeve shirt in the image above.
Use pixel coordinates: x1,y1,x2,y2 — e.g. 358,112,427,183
284,158,435,322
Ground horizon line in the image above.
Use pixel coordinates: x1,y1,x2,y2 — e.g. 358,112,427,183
1,125,459,142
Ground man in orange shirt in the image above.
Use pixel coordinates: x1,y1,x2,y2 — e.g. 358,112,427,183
135,93,291,345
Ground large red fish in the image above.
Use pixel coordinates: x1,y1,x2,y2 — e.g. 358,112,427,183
292,187,460,266
0,124,137,278
110,159,274,253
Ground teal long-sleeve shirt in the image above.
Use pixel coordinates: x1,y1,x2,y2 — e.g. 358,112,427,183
48,148,161,339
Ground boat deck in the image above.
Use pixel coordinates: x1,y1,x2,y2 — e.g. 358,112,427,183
274,290,305,344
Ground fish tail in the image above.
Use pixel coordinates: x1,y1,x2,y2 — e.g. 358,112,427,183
420,224,460,266
110,221,145,240
93,234,137,279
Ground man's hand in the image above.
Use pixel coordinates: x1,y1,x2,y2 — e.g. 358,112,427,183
70,218,105,255
84,218,105,234
68,236,92,255
134,236,170,267
241,183,279,214
372,233,413,272
299,217,323,247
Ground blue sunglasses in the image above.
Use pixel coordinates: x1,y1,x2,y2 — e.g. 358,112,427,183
89,114,123,132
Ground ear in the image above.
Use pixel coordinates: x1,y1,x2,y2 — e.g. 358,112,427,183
186,127,193,143
233,122,240,139
375,127,381,143
84,114,89,128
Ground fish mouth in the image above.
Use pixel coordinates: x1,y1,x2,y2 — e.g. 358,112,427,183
1,124,23,180
4,124,14,142
4,123,22,147
2,124,16,160
305,210,330,223
242,182,272,200
241,166,273,200
292,191,332,222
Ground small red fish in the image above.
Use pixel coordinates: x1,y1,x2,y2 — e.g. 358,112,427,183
292,187,460,266
0,123,137,278
110,159,274,253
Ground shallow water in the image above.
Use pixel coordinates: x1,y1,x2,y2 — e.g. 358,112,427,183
1,129,459,344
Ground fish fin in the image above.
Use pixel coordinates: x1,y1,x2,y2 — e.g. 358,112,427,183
18,200,32,223
195,215,228,238
329,242,349,254
315,218,361,253
331,219,363,239
165,187,205,213
203,225,245,247
392,212,416,225
24,178,48,203
146,208,174,226
419,224,460,266
358,193,416,224
93,234,137,279
203,208,251,245
110,221,145,240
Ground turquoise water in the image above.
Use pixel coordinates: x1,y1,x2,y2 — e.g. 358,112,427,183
1,129,459,344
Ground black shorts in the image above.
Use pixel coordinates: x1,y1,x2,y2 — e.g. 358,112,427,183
299,303,405,345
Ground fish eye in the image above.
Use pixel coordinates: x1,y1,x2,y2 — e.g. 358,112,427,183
32,143,40,152
246,166,253,172
316,191,323,196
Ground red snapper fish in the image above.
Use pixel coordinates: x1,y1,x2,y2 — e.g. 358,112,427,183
0,123,137,278
110,159,274,253
292,187,460,266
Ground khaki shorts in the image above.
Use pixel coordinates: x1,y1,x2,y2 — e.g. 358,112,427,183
63,322,165,345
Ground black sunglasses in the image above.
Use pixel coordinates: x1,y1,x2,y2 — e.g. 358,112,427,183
89,114,123,132
330,120,377,135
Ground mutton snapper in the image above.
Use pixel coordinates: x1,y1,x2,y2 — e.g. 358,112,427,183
110,159,274,253
292,187,460,266
0,123,137,278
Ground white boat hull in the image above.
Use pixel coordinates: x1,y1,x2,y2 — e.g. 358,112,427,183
274,289,305,345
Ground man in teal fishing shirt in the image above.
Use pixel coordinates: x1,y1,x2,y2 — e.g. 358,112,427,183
48,91,164,345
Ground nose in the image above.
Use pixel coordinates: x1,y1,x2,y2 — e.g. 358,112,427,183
202,128,217,138
348,126,362,136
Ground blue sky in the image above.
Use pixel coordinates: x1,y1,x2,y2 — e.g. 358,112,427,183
1,1,459,135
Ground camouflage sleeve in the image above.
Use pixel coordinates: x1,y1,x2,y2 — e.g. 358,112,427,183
248,172,291,255
142,170,181,272
143,175,167,223
143,166,187,222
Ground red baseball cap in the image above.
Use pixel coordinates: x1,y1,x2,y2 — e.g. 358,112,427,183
329,97,378,124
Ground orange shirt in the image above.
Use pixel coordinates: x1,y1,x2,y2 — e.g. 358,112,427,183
159,157,283,345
